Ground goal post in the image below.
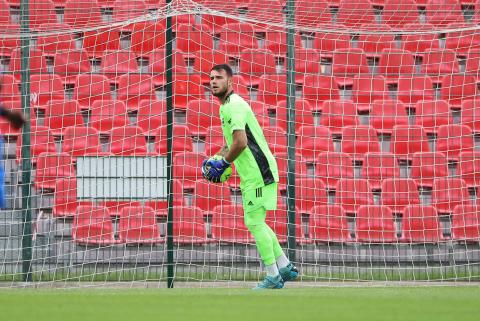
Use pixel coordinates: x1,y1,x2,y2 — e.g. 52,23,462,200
0,0,480,287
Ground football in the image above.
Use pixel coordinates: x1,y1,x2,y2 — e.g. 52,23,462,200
205,155,232,183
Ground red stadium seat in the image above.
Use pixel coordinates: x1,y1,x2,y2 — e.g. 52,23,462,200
302,75,340,111
155,125,193,155
310,205,352,243
16,126,57,164
381,178,420,213
136,100,166,136
440,74,478,108
173,152,206,190
396,76,435,105
296,177,328,213
445,23,480,54
410,152,449,188
425,0,464,26
239,49,277,87
461,99,480,133
34,152,74,190
357,24,396,58
351,76,389,107
130,21,165,55
369,99,409,134
465,50,480,77
36,23,76,53
82,27,121,58
109,126,148,156
0,74,20,102
193,180,232,211
53,178,91,217
276,100,315,133
63,0,103,27
116,74,155,111
275,153,308,191
420,49,460,76
193,50,230,84
458,151,480,188
436,124,475,161
332,48,370,81
0,0,11,24
204,125,224,157
341,125,381,160
335,178,374,213
211,204,254,243
336,0,376,27
377,49,416,79
295,49,322,80
89,100,129,133
356,205,397,243
245,0,284,28
53,49,91,84
316,152,355,190
186,99,222,137
112,0,147,22
73,74,112,109
257,74,287,106
44,100,84,136
382,0,420,27
100,50,138,79
390,125,430,161
264,28,302,56
451,204,480,241
400,23,440,54
432,178,470,213
29,74,65,106
118,206,163,244
9,48,48,80
320,100,359,135
296,125,334,163
73,205,117,245
294,0,331,28
172,206,208,244
401,205,443,243
176,23,214,53
219,23,258,55
231,75,250,99
415,100,453,134
29,0,58,28
313,25,351,56
361,152,401,190
98,201,142,217
0,24,19,56
62,126,103,156
172,74,204,109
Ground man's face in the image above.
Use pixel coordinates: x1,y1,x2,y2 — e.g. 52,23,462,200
210,69,231,97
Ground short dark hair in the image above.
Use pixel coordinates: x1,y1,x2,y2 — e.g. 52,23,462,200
210,64,233,77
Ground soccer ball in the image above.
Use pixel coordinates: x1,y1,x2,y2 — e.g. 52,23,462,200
206,155,232,183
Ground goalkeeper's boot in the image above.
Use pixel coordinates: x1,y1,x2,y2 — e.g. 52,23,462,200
279,263,299,282
253,275,284,290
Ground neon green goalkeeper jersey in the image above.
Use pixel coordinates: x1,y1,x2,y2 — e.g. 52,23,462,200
219,92,279,191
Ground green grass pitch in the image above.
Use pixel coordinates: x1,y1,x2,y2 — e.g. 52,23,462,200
1,287,479,321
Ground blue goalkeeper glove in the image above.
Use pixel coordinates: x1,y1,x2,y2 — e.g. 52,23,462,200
201,156,231,183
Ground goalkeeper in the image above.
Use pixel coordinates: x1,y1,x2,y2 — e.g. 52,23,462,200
202,64,298,289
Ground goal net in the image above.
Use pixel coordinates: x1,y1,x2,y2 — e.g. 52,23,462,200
1,0,480,286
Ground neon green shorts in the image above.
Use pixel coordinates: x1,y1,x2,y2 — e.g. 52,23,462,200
242,183,278,226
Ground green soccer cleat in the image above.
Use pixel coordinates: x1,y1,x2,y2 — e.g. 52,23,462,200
253,275,284,290
279,263,299,282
